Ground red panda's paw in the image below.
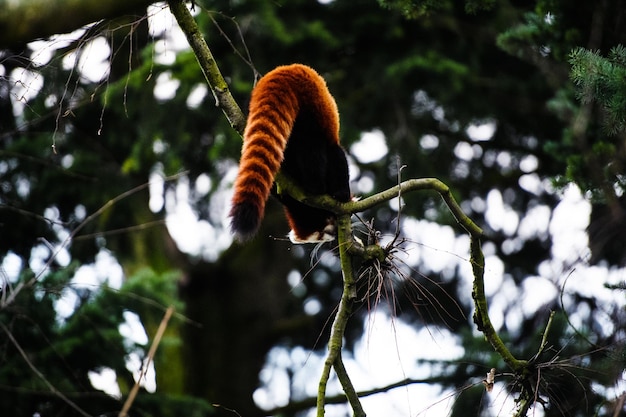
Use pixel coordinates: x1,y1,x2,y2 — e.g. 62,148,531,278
288,222,336,244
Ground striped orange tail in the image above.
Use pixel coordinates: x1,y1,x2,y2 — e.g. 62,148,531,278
229,64,346,242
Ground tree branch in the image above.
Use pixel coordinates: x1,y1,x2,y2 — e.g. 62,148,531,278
316,214,365,417
167,0,246,134
282,176,484,238
278,172,544,415
0,321,92,417
333,351,365,417
267,374,454,415
470,236,527,373
119,305,175,417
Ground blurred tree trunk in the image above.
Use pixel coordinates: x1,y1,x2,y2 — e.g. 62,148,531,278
0,0,155,49
179,204,311,417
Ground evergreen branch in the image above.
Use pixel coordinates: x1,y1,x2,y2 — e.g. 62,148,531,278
569,45,626,135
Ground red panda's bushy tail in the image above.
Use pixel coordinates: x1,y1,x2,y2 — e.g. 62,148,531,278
229,64,340,241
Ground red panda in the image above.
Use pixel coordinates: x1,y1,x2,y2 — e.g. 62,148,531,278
229,64,351,243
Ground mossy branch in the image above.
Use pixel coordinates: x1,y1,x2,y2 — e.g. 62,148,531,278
283,173,542,415
280,176,484,238
316,213,365,417
167,0,246,134
470,237,528,372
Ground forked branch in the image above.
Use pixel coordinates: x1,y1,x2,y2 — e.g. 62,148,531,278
316,213,365,417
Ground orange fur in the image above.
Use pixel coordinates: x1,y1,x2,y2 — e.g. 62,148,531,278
230,64,350,242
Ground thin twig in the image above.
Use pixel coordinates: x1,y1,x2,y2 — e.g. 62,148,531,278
0,321,92,417
119,305,175,417
532,310,556,362
267,374,456,415
612,392,626,417
0,172,186,310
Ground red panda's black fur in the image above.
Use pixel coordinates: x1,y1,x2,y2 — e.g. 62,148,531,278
229,64,351,242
